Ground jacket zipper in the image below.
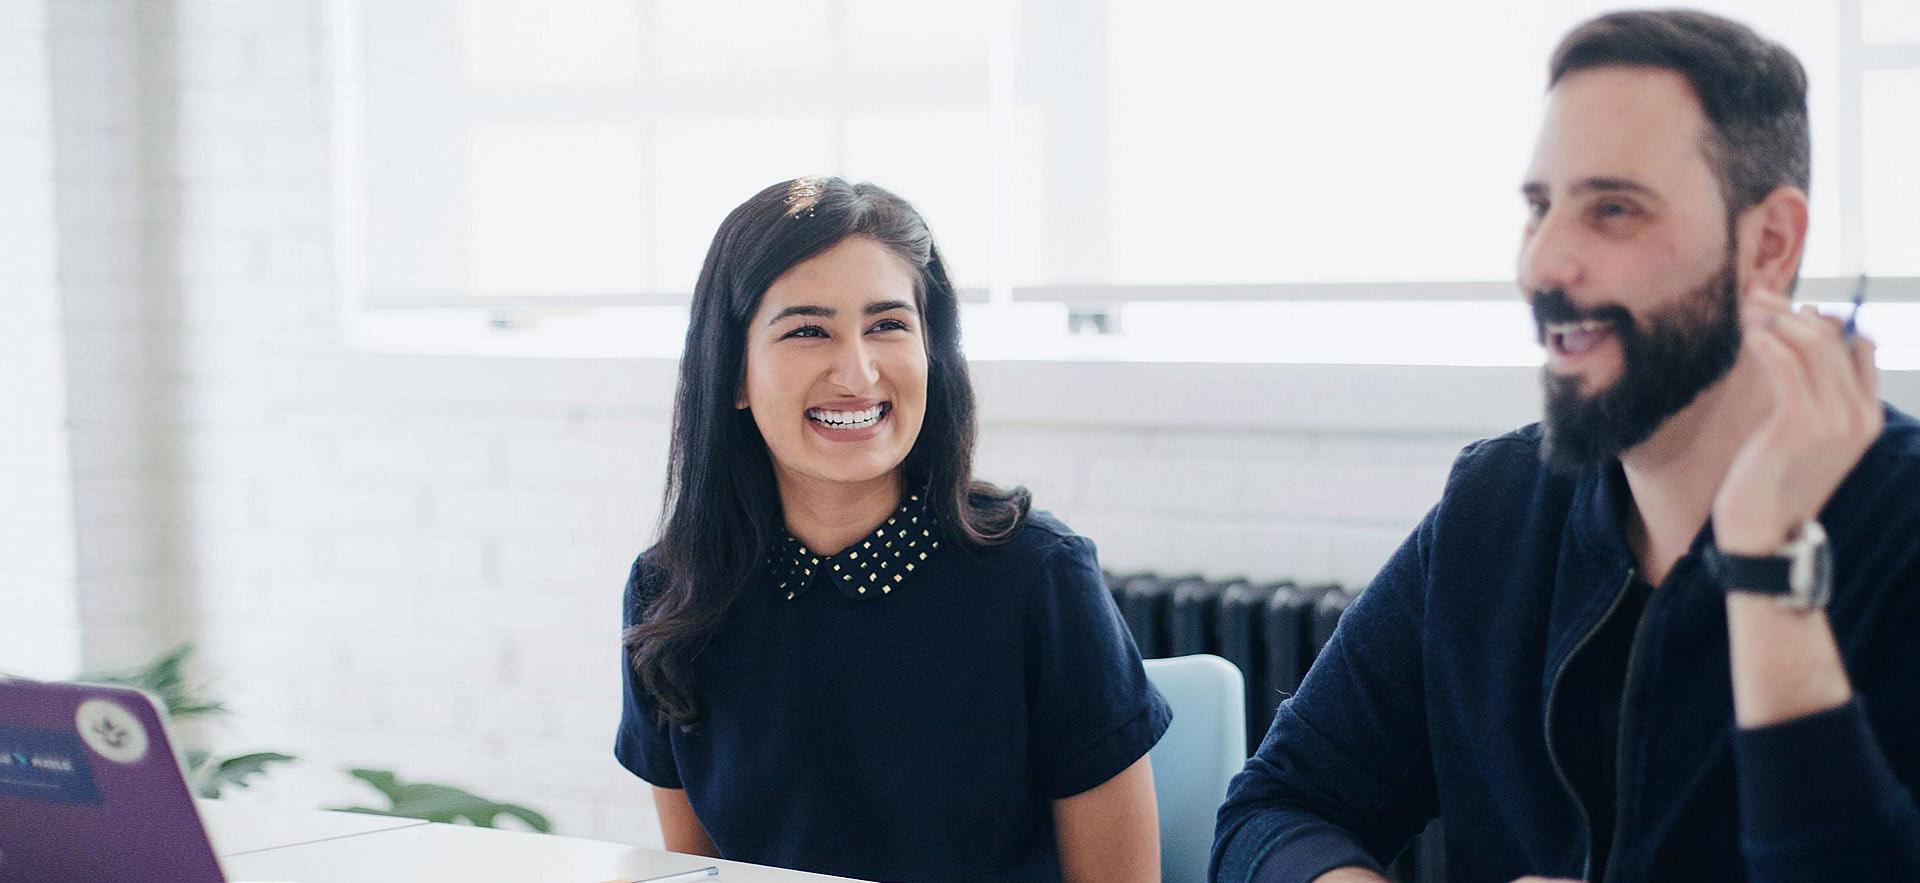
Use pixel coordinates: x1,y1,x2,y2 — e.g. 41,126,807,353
1599,575,1666,880
1543,567,1637,882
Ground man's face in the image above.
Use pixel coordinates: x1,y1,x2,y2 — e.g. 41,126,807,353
1518,66,1746,472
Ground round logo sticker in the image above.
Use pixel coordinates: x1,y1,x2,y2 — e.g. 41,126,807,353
75,698,150,764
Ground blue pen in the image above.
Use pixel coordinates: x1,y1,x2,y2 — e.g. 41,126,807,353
1844,273,1867,338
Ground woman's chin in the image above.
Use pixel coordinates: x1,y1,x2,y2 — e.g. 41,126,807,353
772,447,908,490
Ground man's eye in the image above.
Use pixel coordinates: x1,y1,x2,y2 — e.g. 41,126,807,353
1596,200,1636,218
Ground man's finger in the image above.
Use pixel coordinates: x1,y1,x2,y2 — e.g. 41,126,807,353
1740,287,1793,333
1768,310,1857,414
1853,335,1882,415
1748,325,1820,424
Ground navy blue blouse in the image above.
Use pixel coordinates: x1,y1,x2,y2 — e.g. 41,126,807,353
616,498,1170,882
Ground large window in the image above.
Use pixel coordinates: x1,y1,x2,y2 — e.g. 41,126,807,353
335,0,1920,363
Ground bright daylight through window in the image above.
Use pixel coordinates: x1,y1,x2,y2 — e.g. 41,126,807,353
337,0,1920,366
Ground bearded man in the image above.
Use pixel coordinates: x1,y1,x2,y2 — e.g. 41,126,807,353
1212,10,1920,883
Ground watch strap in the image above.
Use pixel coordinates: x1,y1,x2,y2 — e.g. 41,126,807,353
1706,548,1796,595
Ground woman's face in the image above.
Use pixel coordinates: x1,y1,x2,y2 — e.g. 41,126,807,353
741,236,930,492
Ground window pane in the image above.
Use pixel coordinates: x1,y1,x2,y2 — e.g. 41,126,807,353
651,115,836,293
1863,70,1920,276
1106,0,1574,285
364,0,467,295
465,124,647,294
354,0,1906,327
849,0,988,67
847,109,994,289
1864,0,1920,44
459,0,641,86
655,0,833,75
1101,0,1857,285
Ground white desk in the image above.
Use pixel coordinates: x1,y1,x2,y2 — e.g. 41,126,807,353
206,807,861,882
198,799,430,856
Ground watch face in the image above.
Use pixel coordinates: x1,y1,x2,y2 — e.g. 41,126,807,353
1785,523,1834,611
1809,535,1834,609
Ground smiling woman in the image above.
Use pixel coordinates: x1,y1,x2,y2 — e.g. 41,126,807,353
615,177,1170,883
743,234,930,507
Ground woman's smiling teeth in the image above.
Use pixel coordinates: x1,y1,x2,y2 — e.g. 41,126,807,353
807,403,889,429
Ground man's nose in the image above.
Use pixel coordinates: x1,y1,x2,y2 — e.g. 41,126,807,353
1519,209,1587,297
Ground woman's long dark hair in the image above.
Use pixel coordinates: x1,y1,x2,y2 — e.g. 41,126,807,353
626,176,1030,725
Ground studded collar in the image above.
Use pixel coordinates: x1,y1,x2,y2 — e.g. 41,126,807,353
768,492,940,601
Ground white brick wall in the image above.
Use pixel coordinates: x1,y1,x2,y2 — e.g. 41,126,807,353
20,0,1920,853
0,0,81,679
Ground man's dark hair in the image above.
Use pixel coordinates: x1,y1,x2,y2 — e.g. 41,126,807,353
1550,9,1810,217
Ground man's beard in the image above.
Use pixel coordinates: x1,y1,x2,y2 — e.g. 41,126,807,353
1534,254,1743,475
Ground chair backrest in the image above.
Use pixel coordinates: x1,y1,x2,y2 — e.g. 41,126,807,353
1142,654,1246,883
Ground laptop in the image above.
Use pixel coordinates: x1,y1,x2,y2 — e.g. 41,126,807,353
0,676,227,882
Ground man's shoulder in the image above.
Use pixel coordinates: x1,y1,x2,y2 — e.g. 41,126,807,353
1849,404,1920,522
1441,423,1562,500
1454,423,1547,469
1876,404,1920,463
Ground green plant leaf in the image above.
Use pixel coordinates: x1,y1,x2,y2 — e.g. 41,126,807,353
194,752,298,799
333,768,553,833
79,643,226,721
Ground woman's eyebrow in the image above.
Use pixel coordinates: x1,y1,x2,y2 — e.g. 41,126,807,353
865,299,916,315
766,300,915,325
766,304,833,325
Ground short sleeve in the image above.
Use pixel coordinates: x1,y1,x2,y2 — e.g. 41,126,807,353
614,554,683,789
1025,534,1173,799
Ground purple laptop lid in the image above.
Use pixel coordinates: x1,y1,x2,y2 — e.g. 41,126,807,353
0,678,225,883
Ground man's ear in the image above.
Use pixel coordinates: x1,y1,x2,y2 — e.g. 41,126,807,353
1739,185,1809,296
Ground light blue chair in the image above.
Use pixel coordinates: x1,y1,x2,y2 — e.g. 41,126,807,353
1144,654,1246,883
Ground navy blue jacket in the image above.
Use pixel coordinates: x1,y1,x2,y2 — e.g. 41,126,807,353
1214,406,1920,883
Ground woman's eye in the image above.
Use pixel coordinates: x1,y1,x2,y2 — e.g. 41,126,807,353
781,325,827,340
869,319,909,333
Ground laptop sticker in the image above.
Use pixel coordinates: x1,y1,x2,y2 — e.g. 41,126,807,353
0,724,103,806
75,698,150,765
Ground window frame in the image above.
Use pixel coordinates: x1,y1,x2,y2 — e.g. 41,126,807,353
330,0,1920,362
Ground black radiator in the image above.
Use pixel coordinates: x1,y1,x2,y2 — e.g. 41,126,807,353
1106,571,1445,883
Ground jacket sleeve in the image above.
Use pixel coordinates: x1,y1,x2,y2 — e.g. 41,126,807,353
1211,506,1439,883
1733,583,1920,880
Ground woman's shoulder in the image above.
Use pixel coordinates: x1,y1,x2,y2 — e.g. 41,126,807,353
1008,507,1082,547
963,508,1099,575
623,546,667,622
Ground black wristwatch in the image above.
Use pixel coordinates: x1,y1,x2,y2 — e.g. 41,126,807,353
1704,518,1833,611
